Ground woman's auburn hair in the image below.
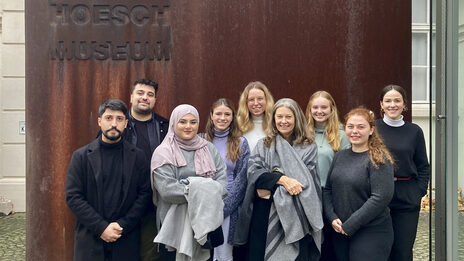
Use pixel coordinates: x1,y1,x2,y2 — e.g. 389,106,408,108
305,90,342,151
236,81,275,133
264,98,314,147
344,106,395,168
204,98,242,162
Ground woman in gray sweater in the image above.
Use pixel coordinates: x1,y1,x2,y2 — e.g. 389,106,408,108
151,104,228,261
323,107,395,261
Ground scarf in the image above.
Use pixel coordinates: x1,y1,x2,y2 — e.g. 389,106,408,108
151,104,216,177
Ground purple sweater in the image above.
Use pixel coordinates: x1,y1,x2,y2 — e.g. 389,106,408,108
212,128,250,243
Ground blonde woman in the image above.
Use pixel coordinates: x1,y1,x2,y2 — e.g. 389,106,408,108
236,81,274,151
305,91,350,188
306,91,350,261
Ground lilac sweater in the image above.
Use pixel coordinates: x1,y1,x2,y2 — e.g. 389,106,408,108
212,129,250,243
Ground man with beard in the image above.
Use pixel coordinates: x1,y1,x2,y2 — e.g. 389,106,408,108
126,79,168,261
66,99,151,261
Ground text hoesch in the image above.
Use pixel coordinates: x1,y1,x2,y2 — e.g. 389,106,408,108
49,2,172,61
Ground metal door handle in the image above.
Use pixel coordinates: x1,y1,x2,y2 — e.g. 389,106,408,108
437,114,446,121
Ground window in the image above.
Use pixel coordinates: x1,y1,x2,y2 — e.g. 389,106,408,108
412,0,433,102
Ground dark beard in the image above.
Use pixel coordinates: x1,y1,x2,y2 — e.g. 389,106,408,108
103,127,123,141
133,105,153,115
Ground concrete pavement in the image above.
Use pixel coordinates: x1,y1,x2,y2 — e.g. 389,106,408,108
1,212,461,260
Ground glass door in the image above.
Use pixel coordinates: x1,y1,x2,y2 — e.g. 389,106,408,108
434,0,462,260
455,0,463,259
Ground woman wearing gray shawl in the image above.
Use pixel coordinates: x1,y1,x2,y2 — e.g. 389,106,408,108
151,104,228,261
234,98,323,261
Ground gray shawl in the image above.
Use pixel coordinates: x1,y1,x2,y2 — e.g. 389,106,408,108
154,177,224,261
234,135,323,260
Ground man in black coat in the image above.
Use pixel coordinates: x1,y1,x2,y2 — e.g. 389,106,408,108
125,79,168,261
66,99,151,261
125,79,168,160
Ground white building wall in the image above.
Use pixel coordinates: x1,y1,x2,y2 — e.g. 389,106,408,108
0,0,26,212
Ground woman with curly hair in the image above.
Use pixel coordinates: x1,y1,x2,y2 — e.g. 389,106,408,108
235,98,323,261
204,98,250,261
323,107,395,261
236,81,274,151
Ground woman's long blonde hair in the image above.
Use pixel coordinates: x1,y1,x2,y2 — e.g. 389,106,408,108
204,98,242,162
344,107,394,168
237,81,274,133
305,91,343,151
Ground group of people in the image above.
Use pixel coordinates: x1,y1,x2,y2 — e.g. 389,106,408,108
65,79,430,261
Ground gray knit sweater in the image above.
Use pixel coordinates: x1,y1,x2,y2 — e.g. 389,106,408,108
323,149,394,236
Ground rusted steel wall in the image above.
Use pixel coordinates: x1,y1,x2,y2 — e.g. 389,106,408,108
26,0,410,259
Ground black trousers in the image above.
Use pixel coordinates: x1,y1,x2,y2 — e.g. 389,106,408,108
295,235,320,261
159,244,176,261
332,217,393,261
320,217,337,261
238,235,319,261
103,243,113,261
140,211,161,261
233,245,247,261
389,209,420,261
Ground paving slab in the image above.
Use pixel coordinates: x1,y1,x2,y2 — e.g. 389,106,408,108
0,212,25,261
1,211,463,260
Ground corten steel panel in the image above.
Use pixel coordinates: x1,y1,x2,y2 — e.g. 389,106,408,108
26,0,410,259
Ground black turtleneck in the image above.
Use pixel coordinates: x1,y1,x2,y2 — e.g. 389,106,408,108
99,138,124,221
133,118,152,163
